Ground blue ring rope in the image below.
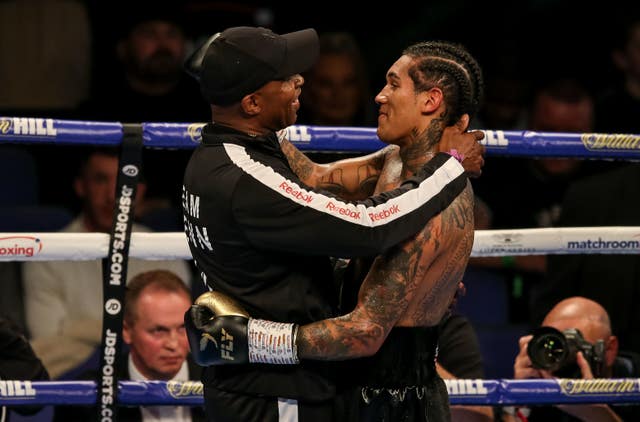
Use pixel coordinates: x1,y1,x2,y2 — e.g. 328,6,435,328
1,379,639,406
0,117,639,159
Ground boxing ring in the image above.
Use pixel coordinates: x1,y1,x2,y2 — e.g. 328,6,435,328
1,117,640,418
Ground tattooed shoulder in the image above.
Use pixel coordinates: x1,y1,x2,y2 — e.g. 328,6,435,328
441,182,474,231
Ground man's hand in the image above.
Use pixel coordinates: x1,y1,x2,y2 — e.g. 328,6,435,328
439,114,485,178
576,351,594,379
513,335,545,379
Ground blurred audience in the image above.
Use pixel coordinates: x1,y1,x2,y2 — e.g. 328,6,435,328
298,31,376,128
503,297,640,422
77,7,209,212
474,72,529,131
471,78,598,322
532,162,640,356
436,313,494,422
23,148,192,379
478,77,595,230
532,34,640,343
54,269,205,421
296,31,377,165
80,7,208,123
0,0,91,114
595,14,640,133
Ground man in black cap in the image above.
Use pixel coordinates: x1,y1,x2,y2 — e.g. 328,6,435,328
183,26,484,421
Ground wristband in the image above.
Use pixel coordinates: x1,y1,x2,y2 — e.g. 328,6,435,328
276,129,287,144
447,149,465,163
247,319,299,364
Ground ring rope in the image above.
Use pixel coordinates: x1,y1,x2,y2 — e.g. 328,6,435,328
0,117,639,159
2,117,638,411
2,379,639,406
0,227,637,261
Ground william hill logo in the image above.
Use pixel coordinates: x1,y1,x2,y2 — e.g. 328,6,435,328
0,381,36,398
445,379,489,395
166,381,203,398
581,133,640,151
187,123,205,143
0,117,57,137
559,379,639,395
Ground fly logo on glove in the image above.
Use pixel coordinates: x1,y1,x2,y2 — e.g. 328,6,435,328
199,332,217,351
185,291,299,366
198,329,234,361
221,329,234,360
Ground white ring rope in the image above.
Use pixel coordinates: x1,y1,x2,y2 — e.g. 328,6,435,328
0,227,638,261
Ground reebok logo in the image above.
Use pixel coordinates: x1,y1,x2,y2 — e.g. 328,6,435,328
279,181,313,203
368,204,400,222
326,202,361,219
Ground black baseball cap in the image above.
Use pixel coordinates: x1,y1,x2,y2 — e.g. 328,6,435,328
186,26,319,105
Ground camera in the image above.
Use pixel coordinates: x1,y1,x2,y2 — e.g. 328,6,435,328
527,326,605,377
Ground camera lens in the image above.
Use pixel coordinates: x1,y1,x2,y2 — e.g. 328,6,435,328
527,326,569,371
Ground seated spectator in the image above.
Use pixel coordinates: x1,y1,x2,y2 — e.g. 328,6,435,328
298,31,376,128
477,77,595,231
595,13,640,134
54,269,205,421
474,72,529,131
81,6,209,123
436,312,494,422
23,148,192,379
471,78,598,323
0,315,49,421
78,6,210,212
503,297,640,422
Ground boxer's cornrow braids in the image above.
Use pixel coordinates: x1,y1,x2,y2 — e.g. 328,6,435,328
403,41,484,125
430,41,484,114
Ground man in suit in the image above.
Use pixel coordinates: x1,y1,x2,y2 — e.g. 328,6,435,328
54,269,205,421
23,148,192,379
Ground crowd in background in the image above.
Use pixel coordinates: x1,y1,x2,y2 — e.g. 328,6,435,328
0,1,639,421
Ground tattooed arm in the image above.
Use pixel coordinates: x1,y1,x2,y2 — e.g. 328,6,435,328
279,114,483,200
280,138,397,200
296,216,442,360
296,183,474,360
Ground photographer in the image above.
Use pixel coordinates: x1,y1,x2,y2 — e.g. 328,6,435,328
504,297,640,422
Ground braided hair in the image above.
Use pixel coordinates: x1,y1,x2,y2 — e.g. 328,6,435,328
402,41,484,126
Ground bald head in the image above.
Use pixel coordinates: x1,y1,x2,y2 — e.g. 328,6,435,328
542,297,611,343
